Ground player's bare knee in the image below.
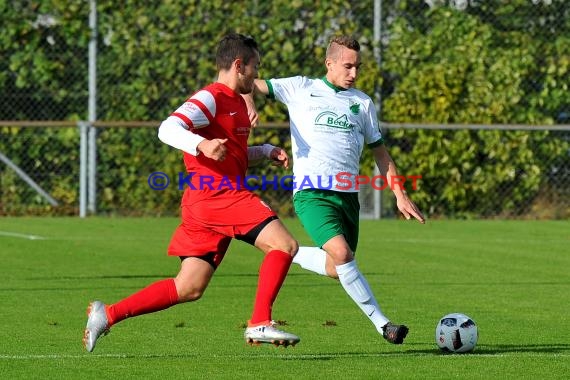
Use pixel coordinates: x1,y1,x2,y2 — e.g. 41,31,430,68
175,281,206,302
177,287,204,302
323,239,353,264
328,249,353,265
266,236,298,256
283,238,299,257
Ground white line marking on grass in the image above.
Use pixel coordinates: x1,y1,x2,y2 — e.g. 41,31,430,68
1,352,568,360
0,354,132,359
0,231,46,240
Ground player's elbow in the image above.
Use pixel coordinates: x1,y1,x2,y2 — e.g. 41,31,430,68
157,119,170,144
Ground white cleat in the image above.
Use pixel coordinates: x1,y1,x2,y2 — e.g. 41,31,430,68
83,301,109,352
244,321,300,347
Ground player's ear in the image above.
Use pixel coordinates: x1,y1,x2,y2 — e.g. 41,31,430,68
234,58,243,73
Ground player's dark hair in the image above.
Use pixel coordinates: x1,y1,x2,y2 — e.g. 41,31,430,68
216,33,259,70
326,36,360,59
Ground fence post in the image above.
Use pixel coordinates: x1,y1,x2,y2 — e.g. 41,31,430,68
373,0,383,219
79,122,88,217
87,125,97,214
87,0,98,214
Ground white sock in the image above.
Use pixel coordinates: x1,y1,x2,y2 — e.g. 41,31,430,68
336,260,389,332
292,246,328,276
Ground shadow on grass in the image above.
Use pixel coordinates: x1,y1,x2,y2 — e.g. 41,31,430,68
275,343,570,360
468,343,570,355
76,344,559,361
25,273,319,281
397,343,570,357
6,343,567,361
23,273,570,287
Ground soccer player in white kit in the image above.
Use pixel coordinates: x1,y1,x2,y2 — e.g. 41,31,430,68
246,36,425,344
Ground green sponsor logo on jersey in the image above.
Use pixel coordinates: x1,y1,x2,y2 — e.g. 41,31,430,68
349,101,360,115
315,111,354,130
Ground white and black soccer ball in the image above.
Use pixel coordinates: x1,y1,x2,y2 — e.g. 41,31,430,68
435,313,478,353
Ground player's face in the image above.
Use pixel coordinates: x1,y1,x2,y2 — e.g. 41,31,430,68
237,52,260,94
326,46,361,89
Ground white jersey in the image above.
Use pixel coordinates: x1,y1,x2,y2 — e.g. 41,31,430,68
267,76,383,193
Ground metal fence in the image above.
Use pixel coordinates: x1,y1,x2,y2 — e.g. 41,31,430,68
1,123,568,219
1,1,569,219
362,124,570,220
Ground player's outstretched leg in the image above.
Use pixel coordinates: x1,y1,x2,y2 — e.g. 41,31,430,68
244,321,300,347
382,322,409,344
83,301,110,352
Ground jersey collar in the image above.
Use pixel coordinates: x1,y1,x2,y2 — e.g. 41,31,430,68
321,77,347,92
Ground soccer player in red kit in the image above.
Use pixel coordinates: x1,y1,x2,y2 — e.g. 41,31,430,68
83,33,300,352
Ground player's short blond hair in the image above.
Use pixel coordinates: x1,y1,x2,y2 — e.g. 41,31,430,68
326,36,360,60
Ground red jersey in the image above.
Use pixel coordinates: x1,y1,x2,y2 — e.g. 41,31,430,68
165,83,278,258
170,82,251,204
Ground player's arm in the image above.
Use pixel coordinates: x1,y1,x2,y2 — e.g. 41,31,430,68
158,90,229,161
158,116,205,155
158,117,227,161
247,144,289,168
252,79,270,96
372,144,425,223
243,79,271,127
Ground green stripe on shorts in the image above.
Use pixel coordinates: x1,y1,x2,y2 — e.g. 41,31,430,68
293,189,360,252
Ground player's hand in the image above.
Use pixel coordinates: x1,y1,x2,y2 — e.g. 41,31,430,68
197,138,228,161
248,108,259,128
396,193,425,224
242,93,259,128
269,147,289,169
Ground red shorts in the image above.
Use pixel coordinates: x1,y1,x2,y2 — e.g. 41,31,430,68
167,189,276,266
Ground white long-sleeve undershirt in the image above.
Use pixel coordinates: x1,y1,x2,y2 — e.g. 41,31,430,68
158,116,275,161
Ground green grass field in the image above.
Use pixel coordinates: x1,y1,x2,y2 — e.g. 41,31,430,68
0,217,568,379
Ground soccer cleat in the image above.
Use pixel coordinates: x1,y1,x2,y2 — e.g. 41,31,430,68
382,322,409,344
244,321,300,347
83,301,110,352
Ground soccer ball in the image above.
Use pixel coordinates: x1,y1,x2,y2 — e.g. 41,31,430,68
435,313,478,353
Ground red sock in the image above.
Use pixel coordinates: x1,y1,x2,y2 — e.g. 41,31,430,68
105,278,179,326
249,250,293,325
